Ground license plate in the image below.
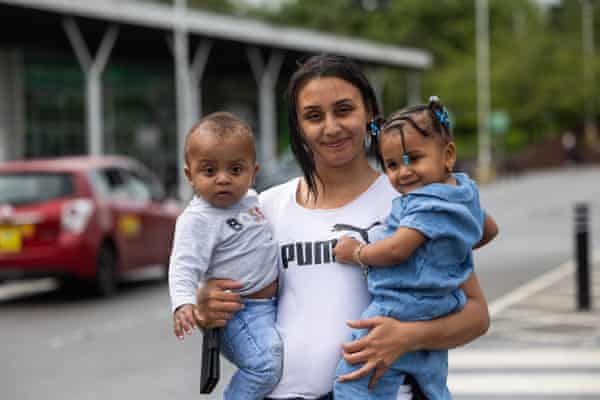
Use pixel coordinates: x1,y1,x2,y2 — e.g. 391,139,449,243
0,226,22,253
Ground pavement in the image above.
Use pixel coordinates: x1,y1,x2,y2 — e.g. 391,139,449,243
448,250,600,399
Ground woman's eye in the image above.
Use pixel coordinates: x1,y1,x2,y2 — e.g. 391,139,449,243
336,106,353,115
304,112,321,121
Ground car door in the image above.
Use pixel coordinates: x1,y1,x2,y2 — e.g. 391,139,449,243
125,169,177,268
97,167,147,270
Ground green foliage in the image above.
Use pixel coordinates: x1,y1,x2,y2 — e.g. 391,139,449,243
184,0,600,157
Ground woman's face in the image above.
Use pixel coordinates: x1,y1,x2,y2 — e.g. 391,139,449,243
296,77,370,169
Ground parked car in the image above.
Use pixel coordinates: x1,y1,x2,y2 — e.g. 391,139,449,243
0,156,180,297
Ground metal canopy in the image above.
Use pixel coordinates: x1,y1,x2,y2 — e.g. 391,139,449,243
0,0,432,69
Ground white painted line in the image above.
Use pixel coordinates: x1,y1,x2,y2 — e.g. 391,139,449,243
0,278,58,301
488,249,600,317
449,372,600,395
450,349,600,369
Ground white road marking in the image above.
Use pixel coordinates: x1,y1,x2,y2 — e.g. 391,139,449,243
449,372,600,395
448,250,600,397
450,348,600,369
47,309,170,349
488,249,600,317
0,278,58,301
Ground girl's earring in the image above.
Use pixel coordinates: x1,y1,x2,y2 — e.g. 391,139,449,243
364,133,372,150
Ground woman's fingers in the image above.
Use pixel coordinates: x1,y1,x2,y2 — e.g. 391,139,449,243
342,348,371,365
196,279,244,329
213,279,244,292
368,360,389,390
346,317,379,330
337,360,376,382
341,318,381,353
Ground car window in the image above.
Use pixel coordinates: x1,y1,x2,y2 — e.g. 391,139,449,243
93,167,162,203
94,168,131,200
88,170,111,199
122,172,152,202
129,170,166,202
0,173,74,206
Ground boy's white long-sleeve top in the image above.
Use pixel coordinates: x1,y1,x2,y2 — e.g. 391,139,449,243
168,190,279,312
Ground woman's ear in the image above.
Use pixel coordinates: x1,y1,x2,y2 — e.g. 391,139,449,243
444,142,457,173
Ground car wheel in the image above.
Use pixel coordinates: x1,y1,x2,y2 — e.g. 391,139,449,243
95,244,118,297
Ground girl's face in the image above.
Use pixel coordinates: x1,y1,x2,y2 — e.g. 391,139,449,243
380,124,456,195
296,77,370,169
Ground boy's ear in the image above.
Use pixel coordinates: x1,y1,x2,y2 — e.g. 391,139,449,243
184,164,192,184
252,163,260,185
444,142,457,173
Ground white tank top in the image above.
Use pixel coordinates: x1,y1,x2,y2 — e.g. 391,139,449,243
259,175,399,398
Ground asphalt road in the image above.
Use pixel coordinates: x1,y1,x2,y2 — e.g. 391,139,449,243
1,165,599,400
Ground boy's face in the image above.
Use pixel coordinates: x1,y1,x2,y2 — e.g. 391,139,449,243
184,129,259,208
380,125,456,195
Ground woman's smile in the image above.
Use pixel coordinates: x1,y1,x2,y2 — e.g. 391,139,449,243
322,137,352,150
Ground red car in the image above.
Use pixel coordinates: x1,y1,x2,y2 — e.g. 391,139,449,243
0,156,180,297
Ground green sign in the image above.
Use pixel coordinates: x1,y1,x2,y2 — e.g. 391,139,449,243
490,110,511,135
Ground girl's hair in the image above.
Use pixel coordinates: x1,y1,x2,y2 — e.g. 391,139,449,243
376,96,453,169
286,54,381,199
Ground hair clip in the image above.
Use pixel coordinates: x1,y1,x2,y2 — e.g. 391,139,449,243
402,153,410,166
429,96,452,129
435,109,450,126
368,120,381,137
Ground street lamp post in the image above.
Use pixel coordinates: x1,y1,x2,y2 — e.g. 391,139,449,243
476,0,493,182
174,0,192,201
581,0,598,149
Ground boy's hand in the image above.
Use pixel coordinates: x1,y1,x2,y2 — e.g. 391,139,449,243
333,236,361,265
173,303,201,340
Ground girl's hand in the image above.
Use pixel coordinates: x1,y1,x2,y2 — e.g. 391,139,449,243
338,317,422,389
173,304,201,340
333,236,361,264
196,279,244,329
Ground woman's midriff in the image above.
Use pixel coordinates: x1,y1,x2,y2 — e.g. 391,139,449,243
244,279,278,299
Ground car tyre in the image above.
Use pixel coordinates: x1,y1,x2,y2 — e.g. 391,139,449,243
95,244,118,297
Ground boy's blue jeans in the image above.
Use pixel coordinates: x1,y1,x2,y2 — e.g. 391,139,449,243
218,297,282,400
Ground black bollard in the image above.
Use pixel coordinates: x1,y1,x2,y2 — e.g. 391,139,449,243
575,203,591,311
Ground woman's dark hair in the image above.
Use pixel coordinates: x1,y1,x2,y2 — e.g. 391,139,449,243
286,54,381,199
377,96,454,170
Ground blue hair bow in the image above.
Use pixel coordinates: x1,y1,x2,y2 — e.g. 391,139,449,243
435,109,452,129
369,120,381,137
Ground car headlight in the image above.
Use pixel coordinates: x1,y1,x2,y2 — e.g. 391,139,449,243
61,199,94,233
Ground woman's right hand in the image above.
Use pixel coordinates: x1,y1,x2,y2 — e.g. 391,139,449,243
195,279,244,329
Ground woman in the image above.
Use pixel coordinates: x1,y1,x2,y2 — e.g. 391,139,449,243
196,54,490,400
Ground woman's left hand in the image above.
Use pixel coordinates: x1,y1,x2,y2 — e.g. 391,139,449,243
338,317,422,389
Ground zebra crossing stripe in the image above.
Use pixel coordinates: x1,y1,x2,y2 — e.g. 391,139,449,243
448,372,600,395
449,349,600,369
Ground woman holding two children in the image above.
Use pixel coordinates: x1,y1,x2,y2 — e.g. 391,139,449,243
195,55,491,399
